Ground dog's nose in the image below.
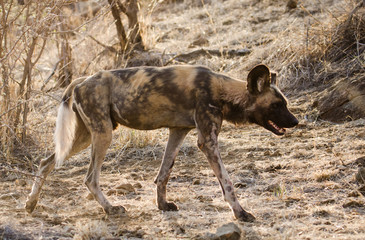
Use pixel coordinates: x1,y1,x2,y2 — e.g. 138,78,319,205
292,117,299,127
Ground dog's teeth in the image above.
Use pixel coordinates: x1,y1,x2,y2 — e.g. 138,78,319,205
269,120,285,133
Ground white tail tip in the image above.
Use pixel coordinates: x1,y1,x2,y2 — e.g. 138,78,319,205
54,102,76,168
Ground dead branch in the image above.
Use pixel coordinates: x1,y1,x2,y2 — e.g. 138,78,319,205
41,59,61,91
1,166,44,179
108,0,127,50
87,34,118,53
345,0,365,26
165,48,251,65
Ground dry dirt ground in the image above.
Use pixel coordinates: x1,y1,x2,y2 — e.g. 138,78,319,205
1,0,365,239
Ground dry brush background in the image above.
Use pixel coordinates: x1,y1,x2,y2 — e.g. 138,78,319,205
1,0,365,239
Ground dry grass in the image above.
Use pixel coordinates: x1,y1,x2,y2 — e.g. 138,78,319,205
268,0,365,91
1,0,365,239
117,127,158,149
73,220,111,240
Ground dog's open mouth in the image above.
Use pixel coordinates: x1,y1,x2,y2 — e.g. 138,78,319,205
268,120,286,135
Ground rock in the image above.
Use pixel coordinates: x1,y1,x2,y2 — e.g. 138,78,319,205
343,200,364,208
287,0,297,9
201,222,241,240
189,36,209,48
133,182,142,189
318,78,365,123
320,199,336,205
234,182,247,188
265,183,281,192
215,222,242,240
86,192,95,200
264,164,283,172
312,209,330,217
196,195,213,202
0,226,32,240
105,189,117,196
355,168,365,184
193,179,201,185
116,183,135,194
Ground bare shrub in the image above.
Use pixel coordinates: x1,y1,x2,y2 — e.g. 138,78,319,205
279,1,365,90
0,1,62,161
0,0,150,167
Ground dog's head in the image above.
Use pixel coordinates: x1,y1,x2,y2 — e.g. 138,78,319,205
246,64,298,135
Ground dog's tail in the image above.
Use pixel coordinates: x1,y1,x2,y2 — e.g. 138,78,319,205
54,77,86,168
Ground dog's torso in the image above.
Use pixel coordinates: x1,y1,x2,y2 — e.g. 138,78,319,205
73,65,247,130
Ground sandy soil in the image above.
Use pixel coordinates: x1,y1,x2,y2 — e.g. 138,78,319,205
1,0,365,239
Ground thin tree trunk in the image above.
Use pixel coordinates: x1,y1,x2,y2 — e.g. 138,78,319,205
118,0,143,49
108,0,127,50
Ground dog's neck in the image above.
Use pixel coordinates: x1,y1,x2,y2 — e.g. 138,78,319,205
219,77,254,125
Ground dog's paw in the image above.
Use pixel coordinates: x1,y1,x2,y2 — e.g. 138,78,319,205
236,210,256,222
105,205,126,215
158,202,178,211
25,198,37,214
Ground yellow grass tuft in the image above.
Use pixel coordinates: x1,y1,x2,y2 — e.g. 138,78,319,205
116,127,159,149
73,220,111,240
313,169,338,182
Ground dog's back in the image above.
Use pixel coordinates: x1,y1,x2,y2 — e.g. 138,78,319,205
74,65,239,130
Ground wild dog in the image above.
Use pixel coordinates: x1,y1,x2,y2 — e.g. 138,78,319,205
25,64,298,222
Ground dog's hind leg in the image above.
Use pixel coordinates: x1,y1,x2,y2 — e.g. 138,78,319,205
154,128,191,211
25,112,91,213
25,153,56,213
195,105,256,222
83,120,124,215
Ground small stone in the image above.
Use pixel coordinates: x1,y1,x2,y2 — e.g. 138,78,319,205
215,222,241,240
193,179,201,185
86,192,95,200
343,200,364,208
189,36,209,48
271,150,282,157
116,183,135,191
116,183,135,194
287,0,297,9
264,150,271,156
320,199,336,205
133,182,142,189
348,191,360,197
265,183,280,192
15,179,27,186
234,182,247,188
106,189,116,196
312,209,330,217
153,227,162,234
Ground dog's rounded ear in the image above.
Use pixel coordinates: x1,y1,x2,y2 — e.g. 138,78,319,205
271,72,277,85
247,64,271,94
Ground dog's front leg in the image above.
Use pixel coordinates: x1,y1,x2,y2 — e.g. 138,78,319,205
195,108,255,222
154,128,191,211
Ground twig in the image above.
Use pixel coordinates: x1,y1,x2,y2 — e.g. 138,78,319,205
41,59,61,91
344,0,365,26
165,48,251,65
87,34,118,53
1,166,44,179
